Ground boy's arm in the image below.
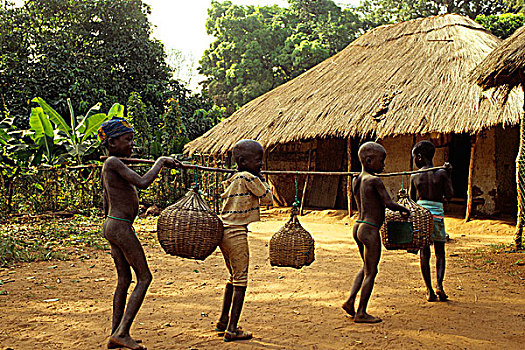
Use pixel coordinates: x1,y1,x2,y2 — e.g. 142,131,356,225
441,163,454,201
373,177,410,215
106,156,174,189
244,173,273,205
409,175,417,202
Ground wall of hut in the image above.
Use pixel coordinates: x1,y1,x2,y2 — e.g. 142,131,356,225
265,140,314,207
495,126,519,215
379,128,518,217
265,126,518,217
266,138,347,209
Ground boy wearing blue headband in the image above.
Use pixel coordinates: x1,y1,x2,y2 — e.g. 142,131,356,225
98,117,181,349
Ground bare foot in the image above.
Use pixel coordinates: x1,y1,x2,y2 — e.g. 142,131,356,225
108,335,146,350
426,290,437,302
354,313,382,323
436,288,448,301
342,301,355,317
108,338,142,349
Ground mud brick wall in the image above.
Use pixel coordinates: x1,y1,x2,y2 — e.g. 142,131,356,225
495,126,519,216
472,129,497,215
379,135,414,200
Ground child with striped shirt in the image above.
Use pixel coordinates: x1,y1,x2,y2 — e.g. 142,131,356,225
215,139,272,342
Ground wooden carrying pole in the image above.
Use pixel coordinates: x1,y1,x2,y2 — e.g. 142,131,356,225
100,156,446,177
299,146,313,216
465,135,477,222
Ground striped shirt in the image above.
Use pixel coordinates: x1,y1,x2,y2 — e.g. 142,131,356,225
220,171,273,226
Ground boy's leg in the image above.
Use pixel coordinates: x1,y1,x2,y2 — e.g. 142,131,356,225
354,226,382,323
107,226,151,350
343,224,364,317
221,226,252,341
109,243,132,334
434,242,447,301
216,283,233,331
217,231,236,331
224,285,252,341
420,245,436,302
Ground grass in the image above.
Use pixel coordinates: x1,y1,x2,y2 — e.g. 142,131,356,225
0,214,108,267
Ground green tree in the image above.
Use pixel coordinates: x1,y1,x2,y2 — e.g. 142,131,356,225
505,0,525,12
0,0,171,127
126,92,151,157
476,12,525,38
199,0,362,111
358,0,511,27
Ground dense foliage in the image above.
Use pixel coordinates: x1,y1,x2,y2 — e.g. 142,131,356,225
1,0,170,125
0,0,225,162
358,0,511,26
199,0,363,111
475,12,525,38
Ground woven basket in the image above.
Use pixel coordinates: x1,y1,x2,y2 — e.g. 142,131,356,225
157,189,223,260
380,190,433,250
269,207,315,269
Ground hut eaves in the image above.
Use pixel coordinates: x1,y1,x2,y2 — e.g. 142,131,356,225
470,25,525,93
186,14,523,156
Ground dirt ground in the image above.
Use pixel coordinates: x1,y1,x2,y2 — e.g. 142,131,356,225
1,209,524,350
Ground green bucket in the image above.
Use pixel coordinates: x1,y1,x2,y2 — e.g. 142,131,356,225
386,221,413,244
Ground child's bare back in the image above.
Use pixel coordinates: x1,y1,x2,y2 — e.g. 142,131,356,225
410,140,453,302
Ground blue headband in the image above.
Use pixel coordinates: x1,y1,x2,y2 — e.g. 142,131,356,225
98,117,135,144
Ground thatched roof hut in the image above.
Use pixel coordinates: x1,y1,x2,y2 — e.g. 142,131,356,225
186,14,522,156
470,25,525,94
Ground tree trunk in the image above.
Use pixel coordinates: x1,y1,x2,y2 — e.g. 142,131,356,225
465,135,477,222
346,138,353,217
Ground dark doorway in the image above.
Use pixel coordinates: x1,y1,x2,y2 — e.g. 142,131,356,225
308,138,345,208
449,134,471,200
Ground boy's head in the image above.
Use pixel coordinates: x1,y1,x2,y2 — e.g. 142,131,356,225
358,141,386,174
98,117,135,157
412,140,435,168
233,139,264,176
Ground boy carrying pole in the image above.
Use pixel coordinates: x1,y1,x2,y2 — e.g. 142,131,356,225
342,142,409,323
410,140,453,302
215,139,273,341
98,117,182,349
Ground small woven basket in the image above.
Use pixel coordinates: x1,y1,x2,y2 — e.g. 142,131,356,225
269,206,315,269
380,190,433,250
157,189,224,260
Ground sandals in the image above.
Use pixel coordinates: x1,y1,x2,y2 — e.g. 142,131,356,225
436,289,448,301
224,329,253,342
214,321,227,336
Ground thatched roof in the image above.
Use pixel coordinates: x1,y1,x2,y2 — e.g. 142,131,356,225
470,25,525,92
186,14,523,155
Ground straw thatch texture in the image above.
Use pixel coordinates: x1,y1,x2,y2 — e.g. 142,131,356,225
186,14,523,156
470,25,525,93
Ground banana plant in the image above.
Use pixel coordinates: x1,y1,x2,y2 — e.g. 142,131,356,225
1,115,34,166
30,97,121,164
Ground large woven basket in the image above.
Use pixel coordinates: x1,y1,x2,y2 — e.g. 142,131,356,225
380,190,433,250
157,189,223,260
269,207,315,269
